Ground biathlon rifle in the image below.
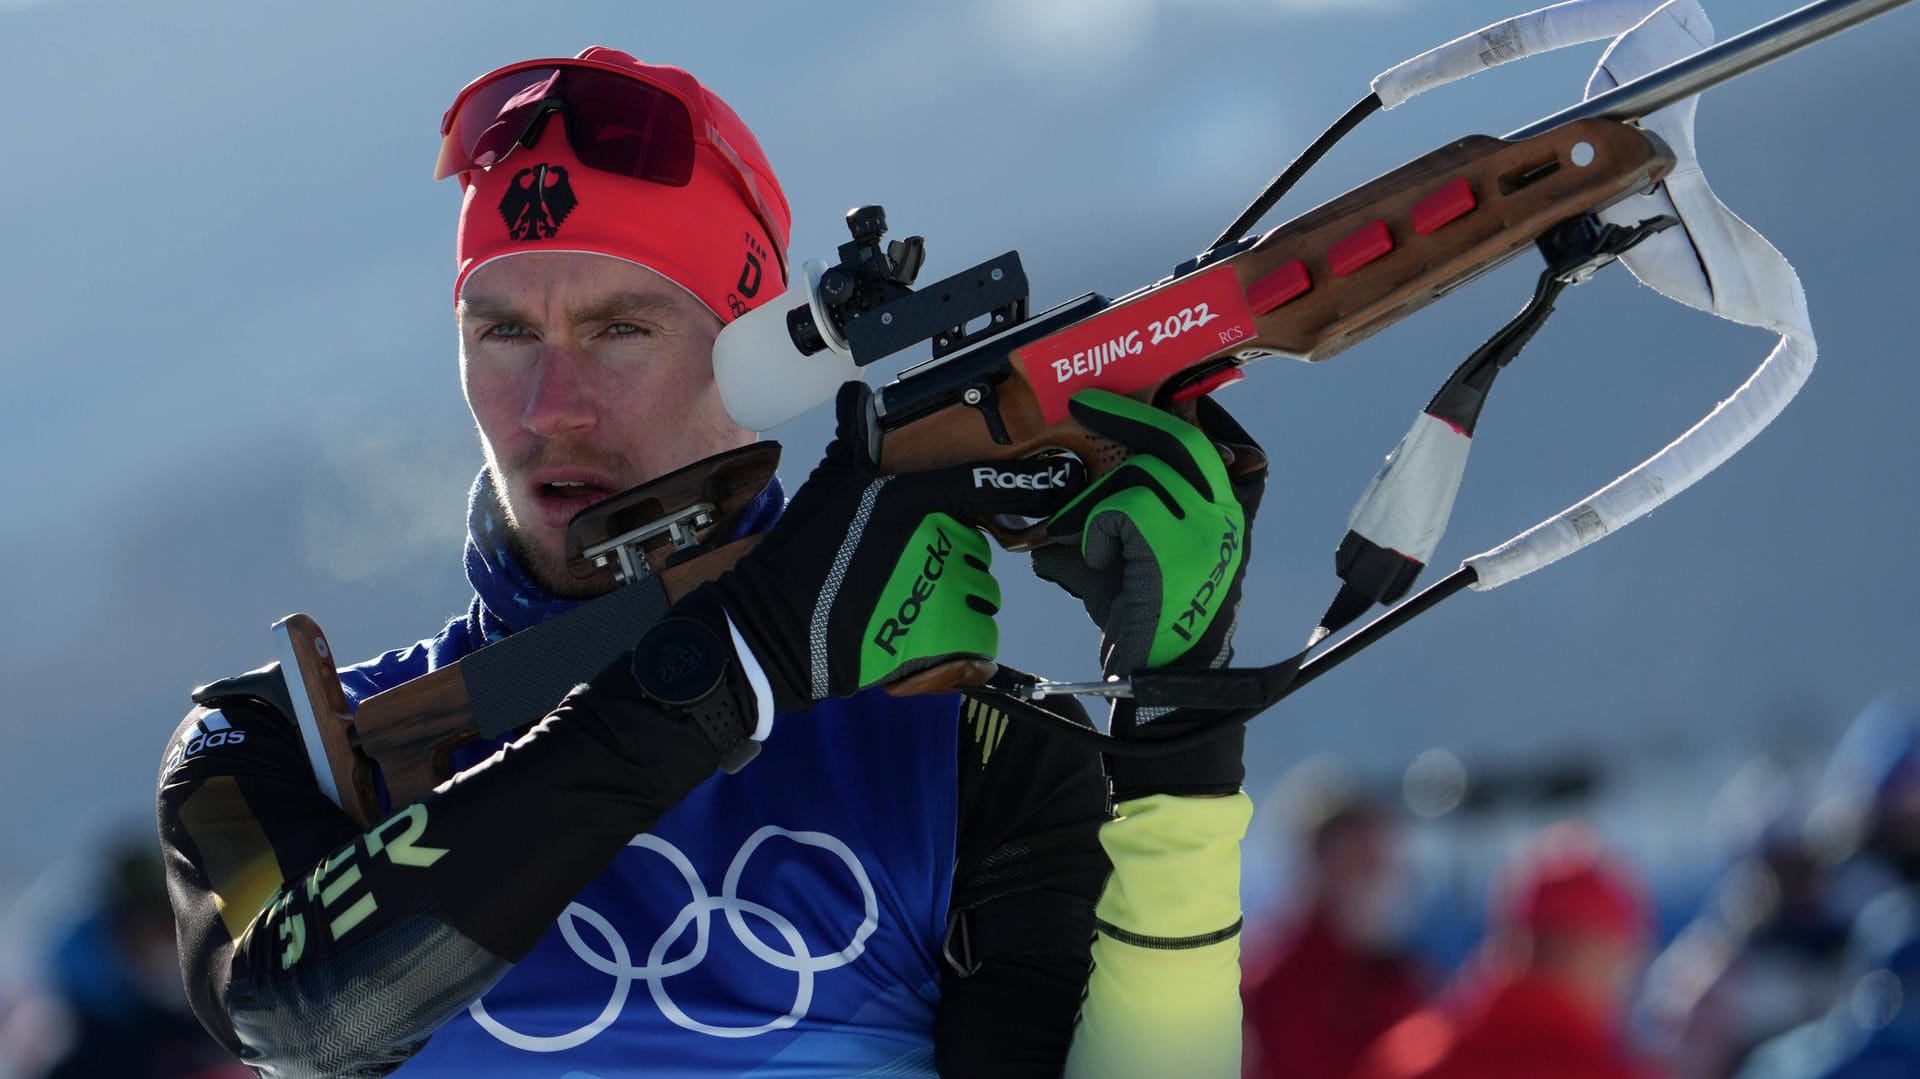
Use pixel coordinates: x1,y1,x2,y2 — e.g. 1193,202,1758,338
710,0,1906,731
270,0,1911,826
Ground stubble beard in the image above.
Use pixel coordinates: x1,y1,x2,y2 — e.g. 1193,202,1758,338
503,515,614,600
480,416,753,601
484,463,621,601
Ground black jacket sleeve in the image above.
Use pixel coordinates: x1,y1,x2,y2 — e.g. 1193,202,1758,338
157,663,726,1078
160,660,1110,1078
936,676,1111,1078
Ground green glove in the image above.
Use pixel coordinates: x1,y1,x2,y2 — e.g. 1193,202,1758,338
686,382,1086,717
1033,390,1266,798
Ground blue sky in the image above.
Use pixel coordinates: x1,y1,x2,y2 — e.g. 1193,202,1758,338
2,0,1917,919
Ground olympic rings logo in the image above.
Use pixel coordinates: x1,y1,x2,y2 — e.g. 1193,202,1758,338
470,826,878,1049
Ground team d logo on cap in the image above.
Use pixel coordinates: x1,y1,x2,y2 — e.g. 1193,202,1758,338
500,163,580,241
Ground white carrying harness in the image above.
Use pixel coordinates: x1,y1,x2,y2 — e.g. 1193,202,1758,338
1374,0,1817,590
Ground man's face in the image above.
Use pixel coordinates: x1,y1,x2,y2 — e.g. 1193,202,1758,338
1318,814,1410,947
459,251,753,597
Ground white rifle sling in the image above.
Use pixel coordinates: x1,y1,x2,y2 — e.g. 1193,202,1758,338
1466,0,1816,589
1371,0,1673,109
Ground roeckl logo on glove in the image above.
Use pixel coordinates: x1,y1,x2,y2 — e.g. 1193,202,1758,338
1170,516,1240,642
871,528,953,656
972,464,1073,491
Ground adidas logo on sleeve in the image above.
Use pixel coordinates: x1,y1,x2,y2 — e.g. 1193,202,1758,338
165,713,249,773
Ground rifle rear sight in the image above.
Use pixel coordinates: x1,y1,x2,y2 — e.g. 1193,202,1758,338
784,204,1032,367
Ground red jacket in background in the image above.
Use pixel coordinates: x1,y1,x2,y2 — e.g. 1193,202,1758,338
1353,971,1662,1079
1241,905,1427,1079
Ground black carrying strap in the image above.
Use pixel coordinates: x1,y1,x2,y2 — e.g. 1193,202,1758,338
967,663,1302,759
460,575,674,739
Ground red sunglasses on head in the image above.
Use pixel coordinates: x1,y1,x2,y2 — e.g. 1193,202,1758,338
435,56,787,275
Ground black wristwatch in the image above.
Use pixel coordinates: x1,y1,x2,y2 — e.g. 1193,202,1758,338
631,615,761,773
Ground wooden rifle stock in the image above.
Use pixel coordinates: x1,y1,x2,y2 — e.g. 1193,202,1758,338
877,118,1674,491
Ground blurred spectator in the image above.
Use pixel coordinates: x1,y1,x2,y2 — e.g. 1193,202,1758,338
1355,821,1662,1079
1819,695,1920,920
0,985,70,1079
1734,887,1920,1079
38,841,245,1079
1641,772,1853,1079
1241,789,1428,1079
1817,934,1920,1079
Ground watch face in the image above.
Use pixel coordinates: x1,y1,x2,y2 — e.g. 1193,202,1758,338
632,616,729,706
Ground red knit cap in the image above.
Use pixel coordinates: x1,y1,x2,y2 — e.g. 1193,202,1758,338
1493,822,1650,944
450,48,790,322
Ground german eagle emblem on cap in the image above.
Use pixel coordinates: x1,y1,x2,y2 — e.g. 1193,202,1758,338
500,163,579,241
